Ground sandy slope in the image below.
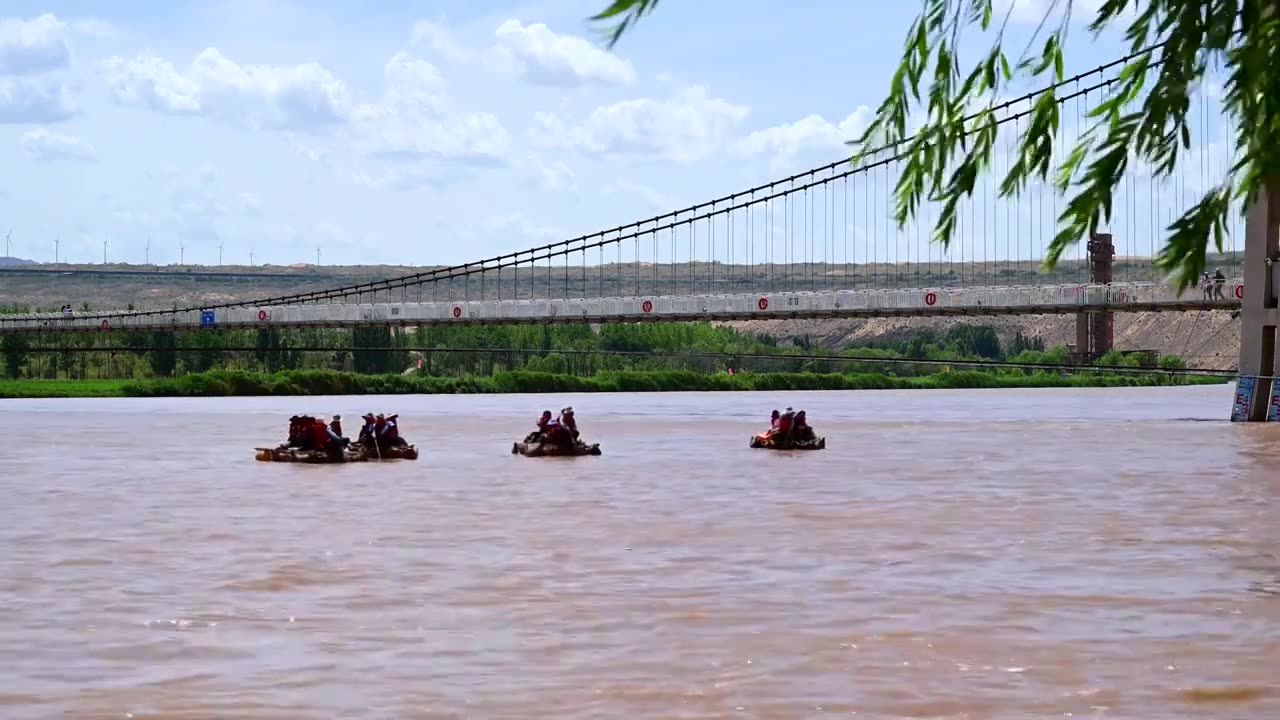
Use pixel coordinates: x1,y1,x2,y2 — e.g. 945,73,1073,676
722,310,1240,370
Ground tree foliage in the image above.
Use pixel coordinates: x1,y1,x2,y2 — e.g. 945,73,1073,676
592,0,1280,291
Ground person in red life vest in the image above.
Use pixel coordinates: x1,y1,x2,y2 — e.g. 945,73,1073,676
311,417,335,454
556,407,579,445
374,413,387,438
533,410,556,442
771,407,794,439
381,414,406,447
292,415,318,449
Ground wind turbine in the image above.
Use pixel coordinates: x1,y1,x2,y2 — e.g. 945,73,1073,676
3,227,11,258
103,239,108,265
218,241,224,266
145,234,151,265
250,248,255,266
54,234,59,264
179,242,185,265
315,247,321,266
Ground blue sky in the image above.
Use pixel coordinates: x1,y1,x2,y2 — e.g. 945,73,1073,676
0,1,1235,268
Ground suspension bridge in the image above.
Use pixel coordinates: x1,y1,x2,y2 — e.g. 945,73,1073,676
0,50,1255,366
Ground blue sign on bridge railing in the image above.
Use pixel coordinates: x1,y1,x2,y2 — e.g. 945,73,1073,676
200,310,215,327
1231,376,1257,422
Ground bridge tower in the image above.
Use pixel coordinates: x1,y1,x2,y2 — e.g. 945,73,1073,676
1074,232,1115,361
1233,183,1280,421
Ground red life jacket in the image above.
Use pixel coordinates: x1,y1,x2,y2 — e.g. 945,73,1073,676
312,420,330,447
777,415,793,432
375,418,386,435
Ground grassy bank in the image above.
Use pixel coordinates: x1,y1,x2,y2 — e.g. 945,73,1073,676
0,367,1227,399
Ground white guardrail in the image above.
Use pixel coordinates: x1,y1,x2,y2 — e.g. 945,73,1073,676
0,279,1245,334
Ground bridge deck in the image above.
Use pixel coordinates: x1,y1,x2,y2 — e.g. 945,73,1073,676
0,280,1243,335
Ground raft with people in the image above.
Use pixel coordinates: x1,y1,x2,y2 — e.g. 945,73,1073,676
255,412,418,462
750,407,826,451
512,406,602,457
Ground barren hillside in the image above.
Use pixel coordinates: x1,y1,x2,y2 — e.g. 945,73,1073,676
720,311,1239,370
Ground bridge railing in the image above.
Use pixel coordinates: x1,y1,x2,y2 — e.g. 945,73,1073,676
0,279,1243,334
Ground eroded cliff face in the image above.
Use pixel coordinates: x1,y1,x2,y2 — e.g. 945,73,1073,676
720,311,1240,370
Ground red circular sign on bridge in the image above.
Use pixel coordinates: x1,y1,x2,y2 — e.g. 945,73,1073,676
452,306,462,318
641,300,653,313
925,292,937,306
100,319,109,331
757,297,769,311
258,309,267,321
1235,283,1244,300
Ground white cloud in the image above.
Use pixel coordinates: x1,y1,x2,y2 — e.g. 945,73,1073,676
0,14,76,123
70,18,116,40
0,78,74,123
735,107,873,170
19,128,95,162
289,134,329,163
491,19,635,87
601,180,680,213
353,52,510,165
0,14,71,76
102,48,351,131
532,86,750,163
518,155,576,191
464,212,563,244
352,166,462,191
410,18,635,88
411,20,474,63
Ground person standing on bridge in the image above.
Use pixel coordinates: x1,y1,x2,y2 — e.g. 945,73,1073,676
1212,268,1226,300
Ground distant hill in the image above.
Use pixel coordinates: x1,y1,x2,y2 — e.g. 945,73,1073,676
0,256,36,266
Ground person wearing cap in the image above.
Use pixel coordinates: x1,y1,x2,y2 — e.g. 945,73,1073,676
357,413,376,446
381,414,405,447
559,407,579,441
327,414,349,447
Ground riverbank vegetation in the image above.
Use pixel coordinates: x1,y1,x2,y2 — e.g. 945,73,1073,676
0,319,1222,398
0,366,1221,399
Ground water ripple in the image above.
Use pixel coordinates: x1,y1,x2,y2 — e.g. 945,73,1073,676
0,385,1277,719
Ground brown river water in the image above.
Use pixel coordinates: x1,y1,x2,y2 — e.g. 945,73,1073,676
1,384,1278,719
